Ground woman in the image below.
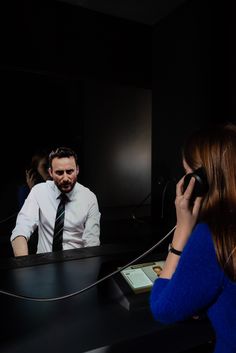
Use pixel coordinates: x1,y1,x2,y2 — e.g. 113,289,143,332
150,123,236,353
18,151,50,209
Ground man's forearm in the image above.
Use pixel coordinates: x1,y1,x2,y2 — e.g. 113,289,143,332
11,236,29,257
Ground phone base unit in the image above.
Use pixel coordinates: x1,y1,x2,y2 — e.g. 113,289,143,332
110,261,165,311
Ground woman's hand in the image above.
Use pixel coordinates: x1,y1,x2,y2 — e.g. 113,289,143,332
159,175,203,279
173,175,203,249
26,169,36,189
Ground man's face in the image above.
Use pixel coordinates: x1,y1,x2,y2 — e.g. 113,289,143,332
49,156,79,193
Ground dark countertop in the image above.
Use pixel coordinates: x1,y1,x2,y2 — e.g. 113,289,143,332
0,244,214,353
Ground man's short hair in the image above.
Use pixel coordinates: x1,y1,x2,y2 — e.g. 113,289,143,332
49,147,78,167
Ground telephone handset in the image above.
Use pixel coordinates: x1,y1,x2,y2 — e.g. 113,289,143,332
183,167,209,202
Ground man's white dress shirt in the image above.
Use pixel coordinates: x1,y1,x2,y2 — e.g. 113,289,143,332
11,181,101,253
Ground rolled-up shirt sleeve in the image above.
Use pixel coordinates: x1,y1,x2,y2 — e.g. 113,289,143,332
10,188,39,242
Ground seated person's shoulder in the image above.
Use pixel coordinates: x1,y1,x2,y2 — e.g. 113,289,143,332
190,223,215,253
194,222,211,234
31,180,53,193
77,183,96,196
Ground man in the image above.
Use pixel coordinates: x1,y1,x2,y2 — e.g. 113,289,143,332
11,147,100,256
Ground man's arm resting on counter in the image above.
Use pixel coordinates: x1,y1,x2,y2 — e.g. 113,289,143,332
11,236,29,257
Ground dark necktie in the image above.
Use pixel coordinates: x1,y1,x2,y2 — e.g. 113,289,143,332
52,193,68,251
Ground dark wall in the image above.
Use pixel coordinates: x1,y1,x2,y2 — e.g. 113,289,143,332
228,1,236,119
151,0,235,232
83,81,151,216
0,0,151,182
1,70,84,178
0,0,152,250
1,0,151,87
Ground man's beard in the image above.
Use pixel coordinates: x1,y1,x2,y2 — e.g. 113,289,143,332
56,180,76,193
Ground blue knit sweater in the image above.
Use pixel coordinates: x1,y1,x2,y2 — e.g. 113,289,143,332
150,223,236,353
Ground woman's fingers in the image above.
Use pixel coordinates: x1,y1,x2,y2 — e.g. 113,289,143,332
176,176,185,197
192,196,203,215
183,177,195,199
176,176,195,201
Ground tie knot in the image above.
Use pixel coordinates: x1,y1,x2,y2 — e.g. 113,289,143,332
60,193,68,203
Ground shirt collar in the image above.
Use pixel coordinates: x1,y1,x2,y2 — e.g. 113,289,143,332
53,182,78,202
